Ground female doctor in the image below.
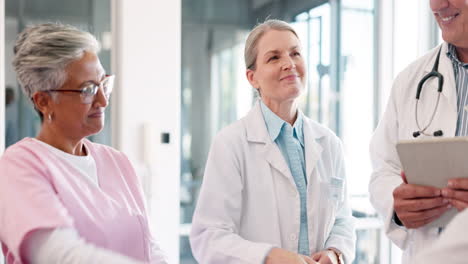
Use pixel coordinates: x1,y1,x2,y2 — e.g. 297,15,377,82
190,19,355,264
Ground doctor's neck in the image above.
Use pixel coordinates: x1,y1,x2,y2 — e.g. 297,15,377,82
454,45,468,63
261,98,298,125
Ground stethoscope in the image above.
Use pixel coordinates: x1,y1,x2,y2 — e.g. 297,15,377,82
413,46,444,138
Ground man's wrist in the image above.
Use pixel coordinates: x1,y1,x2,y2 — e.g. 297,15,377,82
264,247,277,264
393,210,404,226
327,248,343,264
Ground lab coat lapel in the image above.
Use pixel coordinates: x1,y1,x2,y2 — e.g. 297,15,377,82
421,43,457,136
264,142,294,181
423,43,457,112
245,101,295,183
440,43,457,110
303,119,324,183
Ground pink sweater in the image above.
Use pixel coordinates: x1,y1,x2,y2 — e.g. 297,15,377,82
0,138,154,263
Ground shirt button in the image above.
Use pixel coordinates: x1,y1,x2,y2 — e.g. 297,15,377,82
290,234,297,241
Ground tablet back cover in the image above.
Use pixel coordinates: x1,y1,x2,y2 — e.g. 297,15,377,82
396,137,468,227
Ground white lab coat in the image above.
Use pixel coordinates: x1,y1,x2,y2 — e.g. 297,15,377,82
413,209,468,264
190,101,355,264
369,42,457,264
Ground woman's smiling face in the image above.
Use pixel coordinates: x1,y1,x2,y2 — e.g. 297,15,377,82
246,29,306,105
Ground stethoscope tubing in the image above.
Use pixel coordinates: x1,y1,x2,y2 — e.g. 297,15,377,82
415,92,442,136
413,46,444,138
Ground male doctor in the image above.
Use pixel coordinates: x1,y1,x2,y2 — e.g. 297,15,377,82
370,0,468,263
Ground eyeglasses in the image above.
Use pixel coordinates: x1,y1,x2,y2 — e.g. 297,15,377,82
48,75,115,104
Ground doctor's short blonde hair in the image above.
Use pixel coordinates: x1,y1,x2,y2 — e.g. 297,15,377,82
244,19,299,71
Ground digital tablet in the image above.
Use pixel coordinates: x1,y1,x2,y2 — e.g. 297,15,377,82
396,137,468,227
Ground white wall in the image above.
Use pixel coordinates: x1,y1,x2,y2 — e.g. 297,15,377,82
1,0,5,154
393,0,435,78
377,0,394,113
112,0,181,263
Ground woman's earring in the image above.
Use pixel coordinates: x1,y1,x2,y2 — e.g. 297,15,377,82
48,113,53,122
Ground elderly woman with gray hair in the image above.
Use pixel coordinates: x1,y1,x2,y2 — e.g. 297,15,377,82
0,23,167,264
190,19,355,264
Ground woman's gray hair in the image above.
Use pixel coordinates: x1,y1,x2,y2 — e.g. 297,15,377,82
244,19,298,70
13,23,100,99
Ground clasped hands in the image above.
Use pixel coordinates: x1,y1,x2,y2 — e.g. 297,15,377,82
393,172,468,229
265,247,339,264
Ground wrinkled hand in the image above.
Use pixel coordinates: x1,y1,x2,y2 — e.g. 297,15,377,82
393,181,450,229
311,250,336,264
265,248,317,264
443,178,468,211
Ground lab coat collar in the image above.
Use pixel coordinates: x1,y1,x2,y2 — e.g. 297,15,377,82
259,100,305,147
303,119,324,182
244,100,293,183
244,100,325,182
244,100,271,144
245,100,326,143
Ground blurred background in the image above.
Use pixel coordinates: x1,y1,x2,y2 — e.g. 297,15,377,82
1,0,442,263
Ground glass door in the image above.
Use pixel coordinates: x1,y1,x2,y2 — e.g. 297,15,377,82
293,3,332,126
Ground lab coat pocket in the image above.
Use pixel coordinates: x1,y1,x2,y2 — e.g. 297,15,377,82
329,177,345,204
318,179,342,246
317,178,342,216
